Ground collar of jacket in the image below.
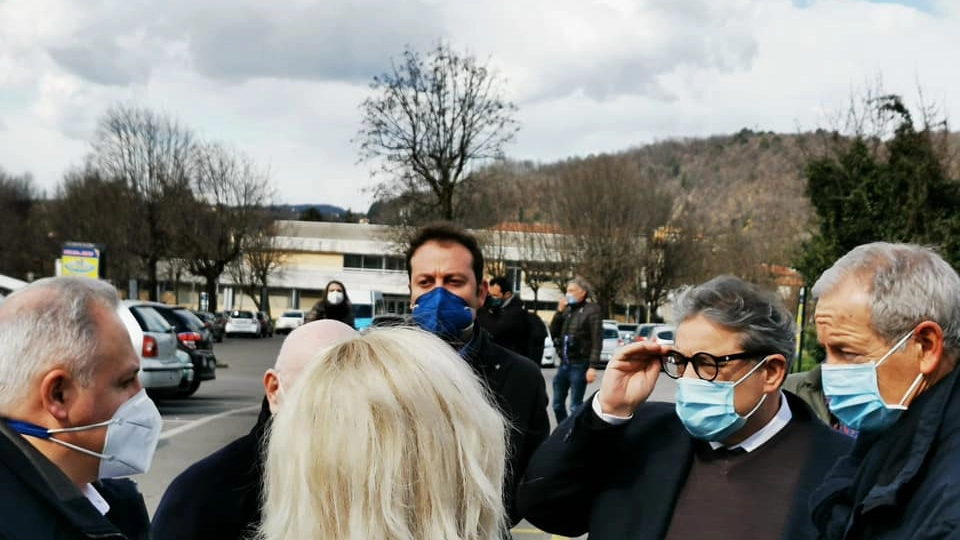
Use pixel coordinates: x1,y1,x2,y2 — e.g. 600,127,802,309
853,363,960,513
461,327,495,374
0,420,125,538
252,396,272,453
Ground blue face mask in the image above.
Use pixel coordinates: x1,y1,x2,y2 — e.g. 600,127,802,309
565,294,578,306
821,330,923,433
412,287,475,341
675,358,768,442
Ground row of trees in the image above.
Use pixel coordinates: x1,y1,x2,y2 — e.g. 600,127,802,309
1,105,284,313
357,43,960,321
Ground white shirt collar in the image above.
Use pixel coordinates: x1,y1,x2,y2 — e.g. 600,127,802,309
82,483,110,516
709,391,792,453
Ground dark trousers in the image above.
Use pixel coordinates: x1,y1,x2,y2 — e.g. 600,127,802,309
553,362,588,423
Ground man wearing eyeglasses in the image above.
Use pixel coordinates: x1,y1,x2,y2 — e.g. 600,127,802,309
807,243,960,540
517,275,852,540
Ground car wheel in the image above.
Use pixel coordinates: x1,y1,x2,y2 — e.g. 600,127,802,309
175,378,201,398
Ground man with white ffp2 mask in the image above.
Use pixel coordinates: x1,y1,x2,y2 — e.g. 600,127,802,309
0,277,160,540
517,275,853,540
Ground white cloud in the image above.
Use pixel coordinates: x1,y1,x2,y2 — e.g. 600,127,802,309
0,0,958,211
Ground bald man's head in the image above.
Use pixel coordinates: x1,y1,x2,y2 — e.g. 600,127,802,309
264,319,358,414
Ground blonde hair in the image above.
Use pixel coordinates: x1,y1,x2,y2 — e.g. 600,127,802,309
259,326,508,540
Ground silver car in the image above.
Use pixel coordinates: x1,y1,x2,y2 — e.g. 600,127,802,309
599,323,624,366
119,300,183,390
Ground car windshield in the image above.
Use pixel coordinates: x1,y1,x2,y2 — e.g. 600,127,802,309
603,328,620,338
174,309,205,331
231,311,254,319
282,311,302,318
130,306,172,333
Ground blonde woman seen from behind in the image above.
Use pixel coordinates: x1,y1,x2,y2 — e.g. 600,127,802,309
259,326,508,540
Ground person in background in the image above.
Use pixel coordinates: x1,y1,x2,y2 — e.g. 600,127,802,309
151,320,359,540
783,364,859,438
259,326,508,540
405,222,549,528
549,278,603,423
518,275,852,540
810,242,960,539
481,276,532,360
305,280,355,328
0,277,161,540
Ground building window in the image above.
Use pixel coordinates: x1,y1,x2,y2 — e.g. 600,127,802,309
343,253,406,272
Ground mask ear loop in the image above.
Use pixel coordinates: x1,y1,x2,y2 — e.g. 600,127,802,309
898,372,925,407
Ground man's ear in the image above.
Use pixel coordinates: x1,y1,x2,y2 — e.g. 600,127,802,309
478,279,489,307
39,369,74,423
263,369,281,415
914,321,945,376
762,354,788,392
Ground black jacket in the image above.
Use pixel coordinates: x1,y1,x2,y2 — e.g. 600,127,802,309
151,398,271,540
550,302,603,367
486,296,531,359
525,312,548,365
811,365,960,539
463,329,550,527
516,391,852,540
0,421,131,540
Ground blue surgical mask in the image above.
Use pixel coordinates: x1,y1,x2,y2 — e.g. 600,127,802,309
821,330,923,433
412,287,475,340
565,294,578,306
675,358,768,441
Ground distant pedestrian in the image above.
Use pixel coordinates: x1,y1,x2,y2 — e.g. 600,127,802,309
306,280,355,328
481,276,532,360
151,320,359,540
259,326,508,540
549,278,602,423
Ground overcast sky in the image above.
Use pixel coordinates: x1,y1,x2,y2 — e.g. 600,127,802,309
0,0,957,212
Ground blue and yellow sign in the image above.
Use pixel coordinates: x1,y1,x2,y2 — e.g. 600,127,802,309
62,244,101,279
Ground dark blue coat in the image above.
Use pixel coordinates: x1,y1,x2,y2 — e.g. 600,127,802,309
811,366,960,539
517,391,852,540
0,421,139,540
151,398,271,540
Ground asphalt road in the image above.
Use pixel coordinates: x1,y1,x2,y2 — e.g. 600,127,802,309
139,336,679,539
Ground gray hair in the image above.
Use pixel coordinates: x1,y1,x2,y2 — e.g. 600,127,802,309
0,277,121,412
567,277,593,298
812,242,960,355
671,275,797,359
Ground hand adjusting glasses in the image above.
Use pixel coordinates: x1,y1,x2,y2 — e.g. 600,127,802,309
661,350,772,381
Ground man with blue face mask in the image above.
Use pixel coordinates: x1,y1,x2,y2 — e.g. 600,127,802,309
405,222,549,530
0,277,160,540
809,242,960,540
517,275,852,540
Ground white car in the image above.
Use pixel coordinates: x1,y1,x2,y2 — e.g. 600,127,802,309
119,300,183,390
225,309,262,338
599,323,625,366
275,309,306,335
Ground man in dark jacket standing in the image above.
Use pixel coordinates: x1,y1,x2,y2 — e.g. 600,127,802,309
809,242,960,540
151,319,358,540
0,277,160,540
518,275,852,540
405,222,550,527
549,278,603,423
484,276,532,359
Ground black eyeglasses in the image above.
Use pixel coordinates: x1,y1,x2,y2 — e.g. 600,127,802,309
661,350,771,382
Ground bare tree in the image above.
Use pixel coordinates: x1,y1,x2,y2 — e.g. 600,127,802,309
90,104,195,300
228,223,288,316
357,41,520,221
0,169,53,279
181,144,274,312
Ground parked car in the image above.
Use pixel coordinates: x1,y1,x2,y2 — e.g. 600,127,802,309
225,309,261,338
192,310,225,342
150,303,217,397
633,322,665,342
275,309,306,335
119,300,182,392
617,323,639,342
256,311,274,338
648,325,676,346
599,323,625,366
